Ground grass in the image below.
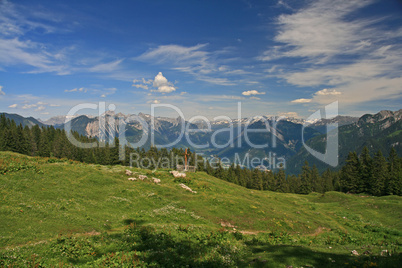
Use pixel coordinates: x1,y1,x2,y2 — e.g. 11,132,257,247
387,129,402,138
0,151,401,267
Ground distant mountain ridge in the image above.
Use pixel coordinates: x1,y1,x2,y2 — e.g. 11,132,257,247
287,109,402,173
307,115,359,134
0,113,46,128
2,109,400,173
39,115,83,127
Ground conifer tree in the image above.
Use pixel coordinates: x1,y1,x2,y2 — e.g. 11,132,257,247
387,147,401,195
340,152,360,193
299,161,312,194
311,165,323,193
371,150,387,196
287,174,301,193
359,146,373,193
275,168,288,193
252,168,264,190
322,169,334,192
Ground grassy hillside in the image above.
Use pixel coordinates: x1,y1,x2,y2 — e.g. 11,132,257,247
0,151,401,267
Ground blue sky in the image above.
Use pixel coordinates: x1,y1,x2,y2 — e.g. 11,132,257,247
0,0,401,120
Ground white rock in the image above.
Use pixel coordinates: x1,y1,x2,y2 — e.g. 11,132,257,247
152,177,161,184
128,177,137,181
381,250,389,256
170,170,186,178
125,170,133,176
351,250,359,256
138,175,147,180
179,183,196,193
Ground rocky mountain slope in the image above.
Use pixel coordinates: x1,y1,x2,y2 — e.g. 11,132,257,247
2,109,399,173
287,109,402,173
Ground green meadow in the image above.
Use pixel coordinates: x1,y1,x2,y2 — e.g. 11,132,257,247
0,151,401,267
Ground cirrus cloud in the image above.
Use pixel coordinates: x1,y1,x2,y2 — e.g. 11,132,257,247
260,0,402,109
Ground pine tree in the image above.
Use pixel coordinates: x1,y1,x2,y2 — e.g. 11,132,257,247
311,165,323,193
371,150,387,196
287,174,301,193
38,128,51,157
387,147,401,195
110,137,121,165
24,125,37,156
359,146,373,193
275,168,288,193
252,168,264,190
4,122,18,152
322,169,334,192
299,161,312,194
340,152,360,193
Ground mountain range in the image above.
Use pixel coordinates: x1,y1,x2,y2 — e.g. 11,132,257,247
2,109,400,173
286,109,402,173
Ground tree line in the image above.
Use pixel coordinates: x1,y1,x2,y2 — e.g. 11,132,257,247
0,115,400,196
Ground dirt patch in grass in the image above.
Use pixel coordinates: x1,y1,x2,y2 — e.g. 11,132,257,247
307,226,331,236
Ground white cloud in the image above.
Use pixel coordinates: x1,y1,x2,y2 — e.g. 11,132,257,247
291,89,341,104
136,44,238,86
49,104,60,107
35,105,45,111
152,72,176,93
137,44,208,65
147,99,160,104
262,0,375,62
133,73,177,93
242,90,265,96
0,37,67,74
100,94,106,98
315,88,341,96
64,87,89,93
250,96,261,100
132,83,149,90
133,78,153,89
8,103,17,108
89,59,124,73
261,0,402,107
22,104,37,109
218,65,228,72
291,98,311,103
0,85,5,95
0,1,73,74
0,1,61,37
143,78,152,84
